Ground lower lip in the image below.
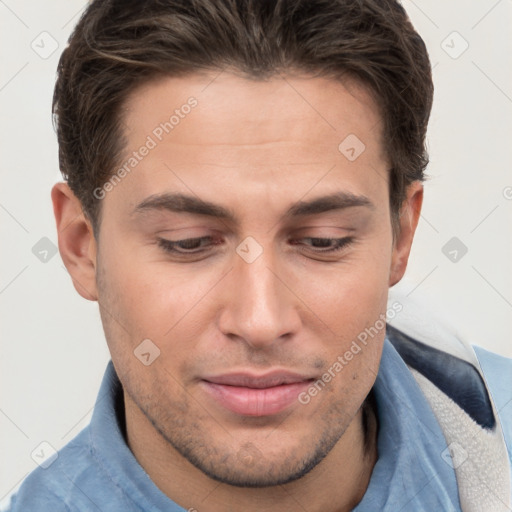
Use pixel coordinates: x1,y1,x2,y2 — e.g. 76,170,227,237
201,380,312,416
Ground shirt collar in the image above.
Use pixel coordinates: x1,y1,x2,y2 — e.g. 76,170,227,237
353,337,460,510
90,362,183,511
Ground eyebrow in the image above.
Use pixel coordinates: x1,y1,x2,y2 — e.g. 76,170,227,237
131,191,374,224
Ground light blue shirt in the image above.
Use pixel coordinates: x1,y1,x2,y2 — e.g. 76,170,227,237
4,338,512,511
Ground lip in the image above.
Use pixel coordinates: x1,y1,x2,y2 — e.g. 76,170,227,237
200,370,315,417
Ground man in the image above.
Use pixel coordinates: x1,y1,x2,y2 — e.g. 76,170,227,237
5,0,512,511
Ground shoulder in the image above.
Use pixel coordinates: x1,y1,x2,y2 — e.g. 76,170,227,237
3,471,72,512
473,344,512,418
472,344,512,397
2,428,100,512
472,345,512,454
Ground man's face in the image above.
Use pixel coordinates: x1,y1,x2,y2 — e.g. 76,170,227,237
91,71,410,486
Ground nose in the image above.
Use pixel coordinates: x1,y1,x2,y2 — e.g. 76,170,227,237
218,241,301,350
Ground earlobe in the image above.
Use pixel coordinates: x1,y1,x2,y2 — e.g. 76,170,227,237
51,182,99,301
389,182,423,287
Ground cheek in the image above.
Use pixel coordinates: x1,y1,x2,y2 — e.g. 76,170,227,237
297,246,389,396
302,253,390,337
100,246,181,336
97,253,194,393
99,246,218,379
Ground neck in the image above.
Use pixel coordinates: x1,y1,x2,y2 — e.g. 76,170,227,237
123,389,378,512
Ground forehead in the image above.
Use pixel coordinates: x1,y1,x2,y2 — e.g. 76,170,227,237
121,71,384,149
109,71,388,218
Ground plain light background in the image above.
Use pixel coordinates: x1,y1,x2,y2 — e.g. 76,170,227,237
1,0,511,502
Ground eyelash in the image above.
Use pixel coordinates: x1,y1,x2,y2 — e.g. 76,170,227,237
156,236,354,257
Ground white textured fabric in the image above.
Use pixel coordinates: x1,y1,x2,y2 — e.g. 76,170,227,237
410,369,511,512
387,289,511,510
387,288,481,366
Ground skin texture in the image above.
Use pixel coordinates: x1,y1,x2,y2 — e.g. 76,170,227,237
52,71,422,512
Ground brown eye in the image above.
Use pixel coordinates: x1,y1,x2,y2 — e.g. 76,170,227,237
157,236,218,254
290,237,354,254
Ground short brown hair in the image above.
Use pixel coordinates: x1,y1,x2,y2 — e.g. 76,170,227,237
53,0,433,237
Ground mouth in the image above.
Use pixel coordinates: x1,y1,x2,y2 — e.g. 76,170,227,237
200,371,315,417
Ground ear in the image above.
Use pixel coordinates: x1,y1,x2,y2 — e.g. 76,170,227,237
389,181,423,287
51,182,98,301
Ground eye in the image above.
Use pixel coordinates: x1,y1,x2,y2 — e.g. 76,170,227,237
157,236,220,255
289,236,354,254
156,235,354,258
